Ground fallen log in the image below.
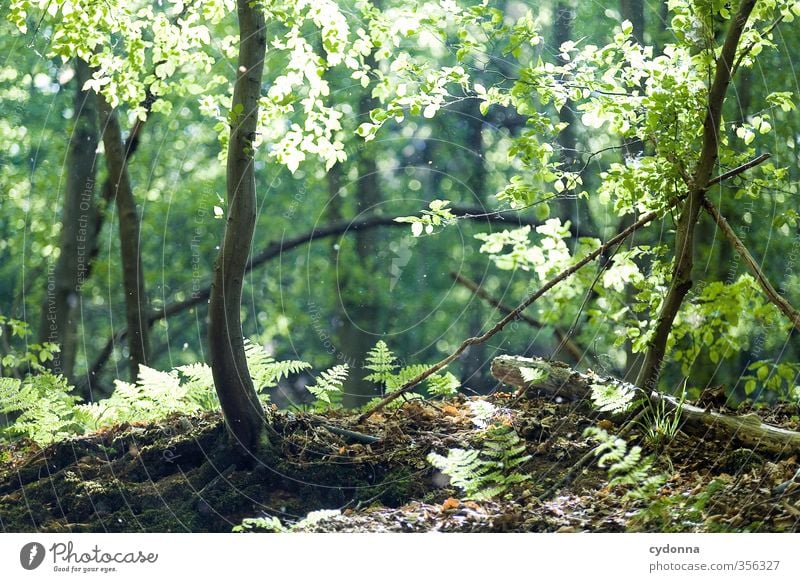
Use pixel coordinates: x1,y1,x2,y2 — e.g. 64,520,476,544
491,355,800,456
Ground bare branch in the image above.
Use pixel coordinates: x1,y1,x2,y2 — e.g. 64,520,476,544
450,271,586,363
702,196,800,331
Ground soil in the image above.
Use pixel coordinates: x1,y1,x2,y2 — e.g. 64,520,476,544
1,393,799,532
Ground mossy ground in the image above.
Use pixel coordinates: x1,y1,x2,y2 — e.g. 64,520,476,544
1,394,799,532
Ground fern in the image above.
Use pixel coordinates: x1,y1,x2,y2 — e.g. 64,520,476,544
244,340,311,394
176,362,218,410
80,365,199,427
584,426,666,500
363,340,398,385
307,364,349,407
520,366,547,386
590,381,640,414
427,423,531,501
233,509,341,533
1,342,313,444
1,373,87,445
386,364,429,393
427,371,460,397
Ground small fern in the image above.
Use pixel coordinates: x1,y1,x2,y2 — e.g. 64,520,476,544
426,371,460,397
80,365,199,427
590,381,640,414
363,340,398,386
176,362,218,410
520,366,547,386
233,509,341,533
0,373,88,445
584,426,666,500
427,422,531,501
362,340,460,401
245,340,311,395
307,364,349,408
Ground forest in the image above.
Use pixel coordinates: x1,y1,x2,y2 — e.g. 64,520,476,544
2,0,800,534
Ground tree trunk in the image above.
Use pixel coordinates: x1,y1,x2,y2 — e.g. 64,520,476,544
636,0,757,390
40,59,98,382
97,96,150,381
208,0,267,452
338,64,383,408
553,1,578,225
458,98,490,389
618,0,645,380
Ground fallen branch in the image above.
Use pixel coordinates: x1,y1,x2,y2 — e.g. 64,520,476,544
702,196,800,331
492,355,800,456
449,271,585,363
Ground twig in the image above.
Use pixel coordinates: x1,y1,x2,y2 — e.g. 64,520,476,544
450,271,585,363
314,420,381,445
702,196,800,331
705,153,771,188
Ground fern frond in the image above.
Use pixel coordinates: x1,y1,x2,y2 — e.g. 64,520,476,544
1,373,86,445
427,421,530,501
427,372,460,397
520,366,547,386
386,364,429,393
363,340,398,385
176,363,218,410
590,381,639,414
244,340,311,390
307,364,349,407
584,426,667,500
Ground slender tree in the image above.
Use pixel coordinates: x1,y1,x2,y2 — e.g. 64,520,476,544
208,0,268,452
40,59,99,382
98,97,150,381
636,0,757,390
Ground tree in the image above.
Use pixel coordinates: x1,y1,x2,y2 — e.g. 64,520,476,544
98,95,151,381
208,0,268,452
39,58,98,382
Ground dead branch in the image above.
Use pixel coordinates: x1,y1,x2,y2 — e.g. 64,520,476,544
492,355,800,456
449,271,585,363
702,196,800,330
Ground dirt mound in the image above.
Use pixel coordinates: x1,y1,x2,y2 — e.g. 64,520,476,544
1,394,798,532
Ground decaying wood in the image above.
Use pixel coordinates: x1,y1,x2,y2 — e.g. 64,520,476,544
492,355,800,456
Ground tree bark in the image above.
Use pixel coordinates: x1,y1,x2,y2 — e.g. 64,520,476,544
339,69,383,408
458,98,490,389
553,1,579,225
40,59,99,382
636,0,757,390
208,0,267,452
97,96,150,381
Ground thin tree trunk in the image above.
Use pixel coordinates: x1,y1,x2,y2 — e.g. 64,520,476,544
208,0,267,452
459,98,490,388
553,1,578,226
636,0,757,390
340,61,383,408
97,96,150,381
40,59,98,382
619,0,645,380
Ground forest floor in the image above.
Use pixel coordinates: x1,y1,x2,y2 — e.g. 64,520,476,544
1,391,799,532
